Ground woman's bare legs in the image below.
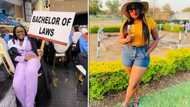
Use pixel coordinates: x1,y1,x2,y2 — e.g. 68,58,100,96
122,66,131,107
124,66,132,76
123,66,147,107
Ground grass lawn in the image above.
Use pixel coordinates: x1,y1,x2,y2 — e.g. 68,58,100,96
115,81,190,107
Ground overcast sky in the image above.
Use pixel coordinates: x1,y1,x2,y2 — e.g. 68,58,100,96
144,0,190,12
100,0,190,12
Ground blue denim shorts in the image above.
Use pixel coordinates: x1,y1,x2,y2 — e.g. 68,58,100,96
122,45,150,68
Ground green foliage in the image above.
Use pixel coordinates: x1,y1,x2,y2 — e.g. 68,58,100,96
90,71,128,100
89,0,101,15
89,61,123,75
90,48,190,100
90,23,184,33
90,25,120,33
90,26,99,33
162,23,184,32
105,0,119,15
142,57,164,83
103,26,120,32
165,49,190,71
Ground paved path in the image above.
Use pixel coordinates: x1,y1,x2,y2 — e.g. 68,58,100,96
45,63,87,107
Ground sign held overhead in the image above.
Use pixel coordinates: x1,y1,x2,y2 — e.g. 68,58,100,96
28,11,75,45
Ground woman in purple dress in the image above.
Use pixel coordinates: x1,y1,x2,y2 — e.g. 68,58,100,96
8,25,43,107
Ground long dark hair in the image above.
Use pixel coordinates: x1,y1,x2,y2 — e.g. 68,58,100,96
123,3,150,46
12,25,27,44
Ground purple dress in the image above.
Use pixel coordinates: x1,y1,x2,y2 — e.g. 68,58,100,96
8,37,41,107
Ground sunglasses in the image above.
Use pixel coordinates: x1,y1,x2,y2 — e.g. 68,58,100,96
128,8,138,13
127,3,143,12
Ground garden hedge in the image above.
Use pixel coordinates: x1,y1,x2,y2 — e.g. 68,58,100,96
90,23,184,33
89,48,190,100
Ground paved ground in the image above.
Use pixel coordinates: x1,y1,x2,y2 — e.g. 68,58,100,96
0,79,13,101
46,63,87,107
90,31,190,62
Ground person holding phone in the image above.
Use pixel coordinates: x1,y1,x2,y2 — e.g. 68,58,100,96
119,0,159,106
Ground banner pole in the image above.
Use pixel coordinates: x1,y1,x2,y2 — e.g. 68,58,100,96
40,40,45,50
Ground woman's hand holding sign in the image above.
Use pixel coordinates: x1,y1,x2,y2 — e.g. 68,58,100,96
24,54,36,61
37,49,43,59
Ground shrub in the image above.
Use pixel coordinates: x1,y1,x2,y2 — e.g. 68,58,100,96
90,71,128,100
89,48,190,100
103,26,120,32
162,23,184,32
90,26,99,33
90,25,120,33
90,22,186,34
142,56,164,83
89,61,123,75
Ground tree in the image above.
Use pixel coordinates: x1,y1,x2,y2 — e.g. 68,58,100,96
162,4,174,16
148,7,162,20
182,7,190,12
105,0,119,15
89,0,101,15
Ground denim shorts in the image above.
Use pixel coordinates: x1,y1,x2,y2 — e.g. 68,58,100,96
122,45,150,68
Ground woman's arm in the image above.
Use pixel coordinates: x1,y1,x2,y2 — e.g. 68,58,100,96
119,20,132,44
29,37,43,58
119,32,133,44
29,37,38,54
147,28,160,55
8,47,25,63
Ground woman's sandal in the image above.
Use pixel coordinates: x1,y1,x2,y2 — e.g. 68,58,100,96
133,96,140,107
